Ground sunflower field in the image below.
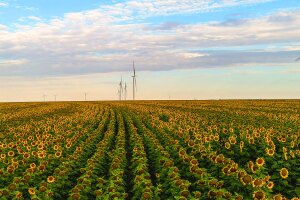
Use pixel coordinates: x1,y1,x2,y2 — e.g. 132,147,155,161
0,100,299,200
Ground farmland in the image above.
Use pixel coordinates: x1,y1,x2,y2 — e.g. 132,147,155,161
0,100,299,200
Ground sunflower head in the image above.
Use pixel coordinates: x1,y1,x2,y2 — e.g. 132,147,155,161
280,168,288,179
30,163,36,169
273,194,283,200
7,151,15,157
241,175,252,185
28,188,36,195
266,148,275,156
253,190,265,200
256,157,265,167
267,181,274,189
142,191,152,199
47,176,55,183
225,142,231,149
8,183,17,191
39,186,47,192
193,191,201,198
71,193,80,200
15,191,23,199
252,178,264,188
180,189,190,197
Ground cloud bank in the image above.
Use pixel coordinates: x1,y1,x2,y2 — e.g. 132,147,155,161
0,0,299,77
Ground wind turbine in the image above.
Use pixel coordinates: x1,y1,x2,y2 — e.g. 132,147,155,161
54,95,57,102
117,88,121,101
132,61,137,100
296,57,300,62
84,93,88,101
119,77,124,101
43,94,46,102
124,83,127,100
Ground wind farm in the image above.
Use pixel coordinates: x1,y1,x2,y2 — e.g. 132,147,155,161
117,61,138,101
0,0,300,200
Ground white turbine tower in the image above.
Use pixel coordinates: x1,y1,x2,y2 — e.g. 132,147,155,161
43,94,46,102
117,88,121,101
119,77,124,101
132,61,137,100
124,83,127,101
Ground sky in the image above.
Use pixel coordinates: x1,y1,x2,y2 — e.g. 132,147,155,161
0,0,300,101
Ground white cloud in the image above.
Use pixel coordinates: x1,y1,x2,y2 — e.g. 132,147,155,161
181,52,209,59
99,0,275,19
0,2,8,7
0,59,27,66
0,0,299,77
28,16,42,21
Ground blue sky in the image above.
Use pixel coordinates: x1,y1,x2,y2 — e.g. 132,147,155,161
0,0,300,101
1,0,300,26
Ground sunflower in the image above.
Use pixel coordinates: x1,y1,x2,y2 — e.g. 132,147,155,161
240,141,244,148
190,159,198,166
241,175,252,185
53,145,59,151
214,135,219,141
208,190,217,198
143,191,152,199
32,151,37,157
28,188,35,195
188,140,195,147
7,151,15,157
267,181,274,189
8,183,17,191
39,165,46,171
155,173,160,178
21,153,29,160
248,161,254,170
264,175,271,182
71,193,80,200
252,178,264,187
273,194,283,200
30,163,36,169
224,192,231,199
290,150,295,158
282,147,287,153
47,191,54,197
253,190,265,200
266,148,275,156
225,142,231,149
249,138,255,144
280,168,288,179
47,176,55,183
15,191,23,199
7,167,14,174
193,191,201,198
55,151,62,158
222,166,229,175
235,195,243,200
256,157,265,167
39,186,47,192
229,137,237,144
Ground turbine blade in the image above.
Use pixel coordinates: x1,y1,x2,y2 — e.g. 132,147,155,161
296,57,300,62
